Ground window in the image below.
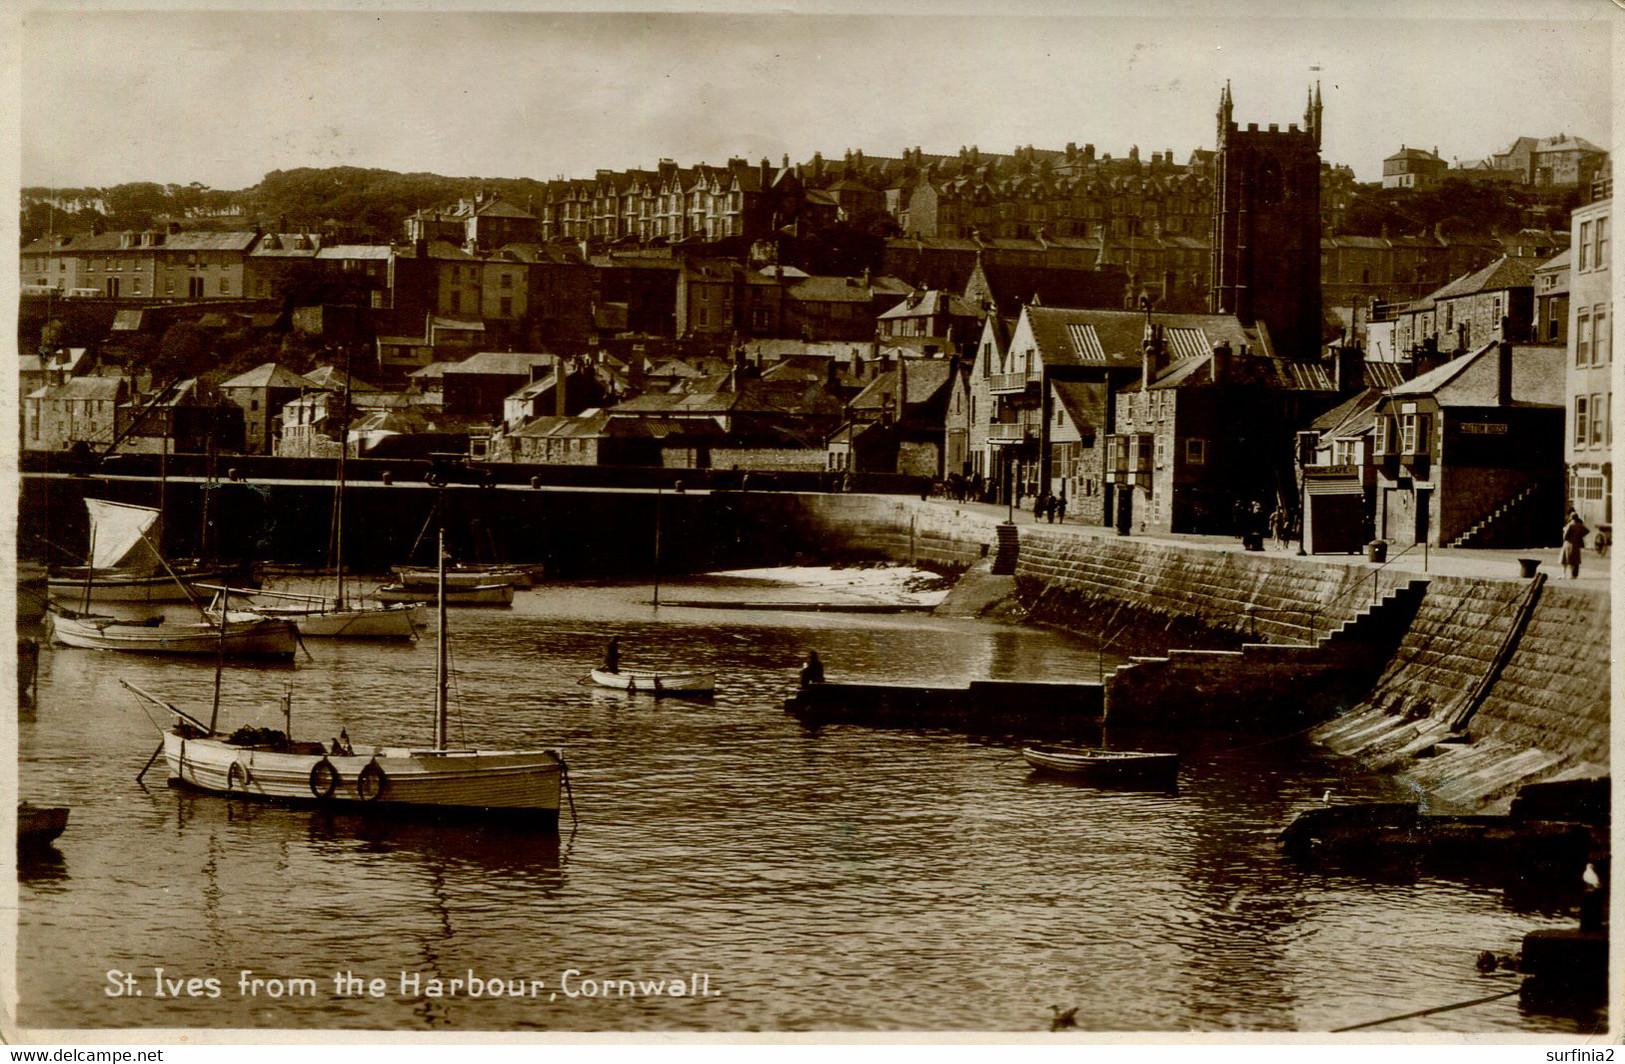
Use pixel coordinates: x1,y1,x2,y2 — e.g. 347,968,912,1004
499,296,513,317
1596,217,1608,270
1184,438,1206,464
1548,299,1562,340
1154,433,1165,468
1579,221,1591,270
1591,394,1605,447
1373,414,1390,455
132,278,142,295
500,273,512,290
1401,412,1431,455
1594,305,1609,365
1577,312,1591,365
250,399,259,412
1575,395,1589,446
219,277,229,294
165,277,174,295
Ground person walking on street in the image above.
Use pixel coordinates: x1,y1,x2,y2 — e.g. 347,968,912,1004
1562,512,1589,578
1056,491,1067,525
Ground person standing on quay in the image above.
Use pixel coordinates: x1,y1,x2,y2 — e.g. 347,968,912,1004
1562,512,1590,578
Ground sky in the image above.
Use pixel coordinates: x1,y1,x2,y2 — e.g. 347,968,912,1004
14,1,1619,191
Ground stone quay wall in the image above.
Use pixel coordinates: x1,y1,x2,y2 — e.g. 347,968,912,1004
747,494,1610,810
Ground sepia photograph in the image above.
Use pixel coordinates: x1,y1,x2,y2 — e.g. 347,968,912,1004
8,0,1617,1043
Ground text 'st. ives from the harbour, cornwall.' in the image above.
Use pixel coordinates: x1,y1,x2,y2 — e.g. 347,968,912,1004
105,969,719,1002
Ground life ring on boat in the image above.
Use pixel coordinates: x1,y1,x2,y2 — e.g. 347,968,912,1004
309,759,339,800
356,760,387,802
227,761,252,793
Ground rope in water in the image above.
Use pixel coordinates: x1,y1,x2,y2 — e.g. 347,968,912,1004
1330,985,1522,1032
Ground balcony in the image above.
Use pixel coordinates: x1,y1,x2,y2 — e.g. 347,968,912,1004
988,412,1042,443
989,372,1035,395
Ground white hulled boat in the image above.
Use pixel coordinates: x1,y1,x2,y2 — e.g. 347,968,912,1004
48,607,298,658
123,532,566,828
47,499,240,603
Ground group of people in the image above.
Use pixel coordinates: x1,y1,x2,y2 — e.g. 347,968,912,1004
1032,491,1068,524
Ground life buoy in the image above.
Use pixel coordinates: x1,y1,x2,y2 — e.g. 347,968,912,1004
357,760,387,802
227,761,251,793
309,759,339,799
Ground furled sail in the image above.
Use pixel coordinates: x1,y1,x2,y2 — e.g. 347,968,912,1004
85,499,162,570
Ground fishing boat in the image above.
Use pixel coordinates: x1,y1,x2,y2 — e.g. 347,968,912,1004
17,803,69,850
1021,747,1180,787
122,532,567,828
391,564,543,590
376,581,514,607
589,667,716,698
201,586,421,640
47,499,240,603
47,606,299,659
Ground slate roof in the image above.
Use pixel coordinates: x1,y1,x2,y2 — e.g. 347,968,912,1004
221,363,316,390
1430,256,1539,301
784,275,913,304
303,365,380,393
1050,379,1101,432
316,245,393,261
1388,341,1563,408
877,289,982,320
1024,307,1152,369
445,351,556,376
1311,387,1386,434
849,359,954,411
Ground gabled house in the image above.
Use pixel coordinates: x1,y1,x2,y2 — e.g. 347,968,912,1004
973,306,1147,524
220,362,316,455
826,357,957,477
1370,339,1565,548
441,351,557,422
1106,315,1335,535
24,376,128,452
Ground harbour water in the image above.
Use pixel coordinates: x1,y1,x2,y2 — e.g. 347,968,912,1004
17,576,1596,1033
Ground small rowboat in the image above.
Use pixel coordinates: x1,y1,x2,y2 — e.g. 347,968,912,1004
376,582,514,607
590,667,715,698
1021,747,1179,787
18,803,69,850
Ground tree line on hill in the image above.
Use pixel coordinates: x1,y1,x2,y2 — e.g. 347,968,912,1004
22,163,1580,251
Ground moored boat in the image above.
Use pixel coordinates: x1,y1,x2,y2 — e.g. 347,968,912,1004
392,564,542,590
1021,747,1179,787
47,607,298,659
376,582,514,607
47,499,247,603
201,586,421,640
590,667,716,698
18,803,69,849
121,531,567,829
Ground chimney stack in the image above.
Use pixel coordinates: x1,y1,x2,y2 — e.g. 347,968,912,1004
555,357,567,417
1210,339,1231,385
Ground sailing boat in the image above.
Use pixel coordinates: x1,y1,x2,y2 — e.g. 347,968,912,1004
122,531,566,827
205,364,421,639
376,495,519,607
47,499,237,603
45,504,298,658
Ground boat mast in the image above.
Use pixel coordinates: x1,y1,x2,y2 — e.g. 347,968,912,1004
209,586,227,734
435,527,448,749
652,483,662,608
332,346,355,611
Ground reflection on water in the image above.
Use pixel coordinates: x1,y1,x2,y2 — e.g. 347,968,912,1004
17,578,1598,1033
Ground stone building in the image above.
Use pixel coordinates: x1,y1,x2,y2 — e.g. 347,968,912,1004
1370,340,1565,548
1209,83,1324,360
1382,146,1447,190
220,363,316,455
23,376,128,452
1105,315,1331,535
1567,172,1612,529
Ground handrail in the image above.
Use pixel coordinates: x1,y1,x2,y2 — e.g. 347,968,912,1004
1249,541,1428,646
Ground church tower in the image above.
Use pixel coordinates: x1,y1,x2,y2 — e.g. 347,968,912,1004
1208,83,1323,359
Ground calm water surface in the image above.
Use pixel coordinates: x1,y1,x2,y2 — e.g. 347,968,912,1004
18,578,1595,1033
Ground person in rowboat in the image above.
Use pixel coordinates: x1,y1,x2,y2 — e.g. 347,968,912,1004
799,650,824,688
604,636,620,674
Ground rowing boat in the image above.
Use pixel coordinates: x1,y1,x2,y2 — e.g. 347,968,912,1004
590,667,715,698
46,607,299,659
18,803,69,850
1021,747,1179,786
376,582,514,607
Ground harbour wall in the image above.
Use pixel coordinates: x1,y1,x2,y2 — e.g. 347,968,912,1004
738,493,1611,811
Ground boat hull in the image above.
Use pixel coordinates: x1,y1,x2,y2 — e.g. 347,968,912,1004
260,603,422,640
18,804,69,848
48,566,241,603
47,610,298,658
164,733,563,826
590,667,715,697
393,566,540,590
1021,748,1179,786
376,583,514,607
